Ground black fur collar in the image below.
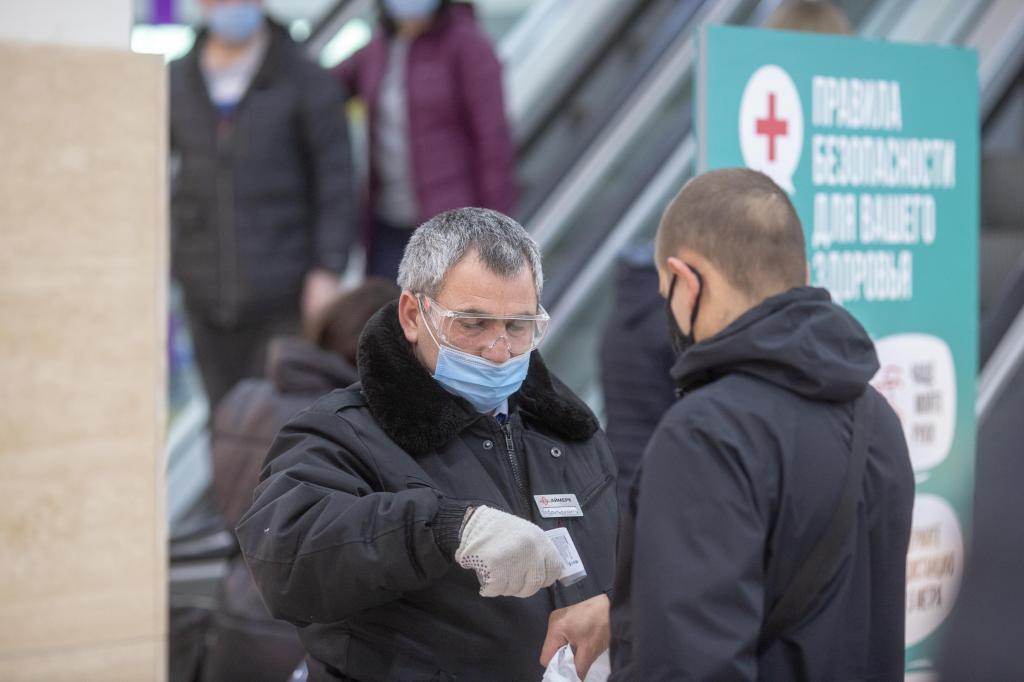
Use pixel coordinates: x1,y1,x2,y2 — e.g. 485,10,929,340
356,301,599,457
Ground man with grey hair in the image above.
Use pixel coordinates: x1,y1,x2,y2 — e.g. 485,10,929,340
238,208,618,681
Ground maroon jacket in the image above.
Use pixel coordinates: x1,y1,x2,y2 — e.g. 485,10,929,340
335,3,517,227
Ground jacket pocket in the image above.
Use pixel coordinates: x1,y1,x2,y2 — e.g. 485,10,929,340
580,472,615,510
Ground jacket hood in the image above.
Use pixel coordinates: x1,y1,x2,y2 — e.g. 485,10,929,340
266,336,358,394
671,287,879,403
356,301,599,457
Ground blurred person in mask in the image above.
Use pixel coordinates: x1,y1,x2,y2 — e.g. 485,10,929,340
170,0,356,412
237,208,616,681
200,278,399,682
335,0,517,280
609,169,914,681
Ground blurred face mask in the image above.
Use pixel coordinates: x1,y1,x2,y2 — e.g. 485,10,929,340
418,295,547,413
384,0,441,21
208,3,263,44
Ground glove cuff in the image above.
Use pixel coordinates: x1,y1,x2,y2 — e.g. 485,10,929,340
432,498,471,560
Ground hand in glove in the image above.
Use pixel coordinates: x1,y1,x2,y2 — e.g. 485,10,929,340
455,506,563,598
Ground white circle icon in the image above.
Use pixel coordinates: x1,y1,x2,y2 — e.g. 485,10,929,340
905,494,964,647
871,334,957,473
739,65,804,193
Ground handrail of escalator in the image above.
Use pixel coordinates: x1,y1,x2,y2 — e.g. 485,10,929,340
516,0,708,223
967,0,1024,424
978,301,1024,423
541,136,696,350
503,0,644,149
967,0,1024,122
304,0,371,58
513,0,674,157
528,0,758,254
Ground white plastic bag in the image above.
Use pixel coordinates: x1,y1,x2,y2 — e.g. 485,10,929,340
541,645,611,682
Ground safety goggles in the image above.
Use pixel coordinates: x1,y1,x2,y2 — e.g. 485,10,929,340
417,294,550,356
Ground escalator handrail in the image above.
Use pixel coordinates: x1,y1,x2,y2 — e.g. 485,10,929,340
511,0,669,155
501,0,626,137
517,0,707,223
541,135,697,350
969,0,1024,122
978,301,1024,423
304,0,372,59
528,0,757,254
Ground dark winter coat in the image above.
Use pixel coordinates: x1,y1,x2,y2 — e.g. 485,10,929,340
237,302,617,681
610,287,915,681
203,337,358,682
212,336,359,529
334,3,517,228
599,243,677,506
170,21,355,326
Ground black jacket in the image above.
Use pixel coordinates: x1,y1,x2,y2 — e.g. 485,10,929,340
610,287,914,682
170,21,354,326
599,243,677,506
205,338,358,682
237,303,618,681
213,336,358,531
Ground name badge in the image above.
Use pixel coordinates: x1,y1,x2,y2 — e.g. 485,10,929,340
534,493,583,518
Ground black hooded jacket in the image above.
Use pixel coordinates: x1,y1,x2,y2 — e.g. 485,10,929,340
237,302,618,681
610,287,914,681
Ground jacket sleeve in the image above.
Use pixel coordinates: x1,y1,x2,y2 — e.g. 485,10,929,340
297,62,356,274
626,410,767,681
236,406,458,625
455,30,518,214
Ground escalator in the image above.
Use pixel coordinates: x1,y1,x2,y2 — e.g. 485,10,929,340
538,0,1024,414
301,0,696,229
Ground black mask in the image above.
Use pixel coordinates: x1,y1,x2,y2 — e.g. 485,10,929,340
666,267,703,356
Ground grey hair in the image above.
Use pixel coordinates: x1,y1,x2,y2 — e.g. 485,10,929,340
397,207,544,299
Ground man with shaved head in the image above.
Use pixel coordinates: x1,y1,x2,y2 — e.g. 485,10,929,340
609,168,914,681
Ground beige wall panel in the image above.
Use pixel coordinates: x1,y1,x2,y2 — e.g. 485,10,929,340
0,637,164,682
0,41,167,676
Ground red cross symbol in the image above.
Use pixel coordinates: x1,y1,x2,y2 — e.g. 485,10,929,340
755,93,788,162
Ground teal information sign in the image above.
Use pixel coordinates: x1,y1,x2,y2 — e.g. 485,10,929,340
697,25,978,679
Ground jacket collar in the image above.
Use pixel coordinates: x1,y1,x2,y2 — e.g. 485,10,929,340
183,19,292,107
356,302,599,457
669,286,878,402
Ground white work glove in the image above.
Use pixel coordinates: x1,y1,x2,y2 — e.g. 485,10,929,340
454,505,563,598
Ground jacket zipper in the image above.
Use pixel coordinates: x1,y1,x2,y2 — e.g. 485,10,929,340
500,422,530,517
216,119,238,327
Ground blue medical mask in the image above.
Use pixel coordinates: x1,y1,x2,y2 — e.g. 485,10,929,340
208,3,263,44
433,345,530,414
383,0,441,21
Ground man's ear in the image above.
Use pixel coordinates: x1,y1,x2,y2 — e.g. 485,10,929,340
397,291,420,344
665,256,701,310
